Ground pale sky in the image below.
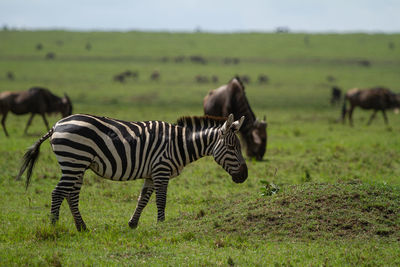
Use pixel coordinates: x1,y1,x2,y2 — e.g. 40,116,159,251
0,0,399,33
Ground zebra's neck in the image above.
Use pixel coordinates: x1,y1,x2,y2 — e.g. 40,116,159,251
173,125,220,166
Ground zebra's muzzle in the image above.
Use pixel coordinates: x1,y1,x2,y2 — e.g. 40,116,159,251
231,164,248,183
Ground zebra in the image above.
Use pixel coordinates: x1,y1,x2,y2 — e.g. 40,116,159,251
17,113,248,231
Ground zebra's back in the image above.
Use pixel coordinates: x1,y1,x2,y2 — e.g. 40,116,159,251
50,114,170,181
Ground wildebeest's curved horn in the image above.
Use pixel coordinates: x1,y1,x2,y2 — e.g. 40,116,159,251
63,93,73,115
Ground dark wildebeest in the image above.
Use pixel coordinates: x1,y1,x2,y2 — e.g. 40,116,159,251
36,43,43,51
211,75,219,83
330,86,342,105
6,71,14,81
258,74,269,84
195,75,209,83
45,52,55,60
150,70,160,81
0,87,72,137
190,55,207,64
204,77,267,160
113,74,125,83
85,42,92,51
240,75,251,84
341,87,400,126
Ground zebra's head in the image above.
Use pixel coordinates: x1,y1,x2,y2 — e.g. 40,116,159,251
212,114,248,183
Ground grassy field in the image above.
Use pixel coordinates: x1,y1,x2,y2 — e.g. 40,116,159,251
1,30,400,266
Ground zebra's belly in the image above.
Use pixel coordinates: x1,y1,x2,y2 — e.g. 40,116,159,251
88,157,152,181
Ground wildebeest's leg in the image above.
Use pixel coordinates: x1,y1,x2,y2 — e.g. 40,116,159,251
154,177,169,222
348,106,355,126
382,109,389,125
66,175,87,231
1,111,9,137
367,110,378,125
24,114,35,134
129,178,154,229
41,113,50,131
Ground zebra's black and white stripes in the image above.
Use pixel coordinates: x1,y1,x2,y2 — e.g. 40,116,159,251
17,113,247,231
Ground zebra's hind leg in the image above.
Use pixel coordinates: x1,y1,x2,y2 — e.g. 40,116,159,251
51,187,67,225
66,175,87,231
129,178,154,229
51,172,86,231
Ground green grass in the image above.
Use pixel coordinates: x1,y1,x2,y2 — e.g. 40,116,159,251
1,30,400,265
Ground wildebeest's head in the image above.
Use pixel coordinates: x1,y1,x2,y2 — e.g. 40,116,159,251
61,93,73,117
213,114,248,183
245,117,267,161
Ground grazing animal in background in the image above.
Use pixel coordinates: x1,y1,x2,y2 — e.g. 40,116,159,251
240,75,251,84
174,56,185,63
211,75,219,83
6,71,15,81
85,42,92,51
17,113,248,231
45,52,55,60
190,55,207,64
341,87,400,126
36,43,43,51
258,74,269,84
0,87,72,136
195,75,209,83
113,74,125,83
150,70,160,81
204,77,267,161
330,86,342,105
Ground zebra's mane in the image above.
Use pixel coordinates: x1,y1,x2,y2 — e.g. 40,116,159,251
176,115,226,130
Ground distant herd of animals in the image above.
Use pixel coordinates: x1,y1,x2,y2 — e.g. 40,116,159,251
2,74,400,231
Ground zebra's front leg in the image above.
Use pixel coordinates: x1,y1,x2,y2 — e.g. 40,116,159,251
154,177,170,223
129,178,154,229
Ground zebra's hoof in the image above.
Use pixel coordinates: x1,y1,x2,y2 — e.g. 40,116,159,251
76,223,87,232
128,221,138,229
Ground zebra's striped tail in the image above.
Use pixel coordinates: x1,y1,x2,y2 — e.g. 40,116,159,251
16,127,54,190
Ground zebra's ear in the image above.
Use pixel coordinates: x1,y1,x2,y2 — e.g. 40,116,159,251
221,114,234,136
232,116,245,132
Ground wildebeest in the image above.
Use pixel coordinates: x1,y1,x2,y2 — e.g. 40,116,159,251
45,52,55,60
85,42,92,51
240,75,251,84
331,86,342,105
190,55,207,64
204,77,267,160
258,74,269,84
211,75,219,83
150,70,160,81
6,71,14,81
0,87,72,136
36,43,43,51
341,87,400,126
195,75,209,83
113,74,125,83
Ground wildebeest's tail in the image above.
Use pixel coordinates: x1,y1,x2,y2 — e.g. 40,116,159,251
16,127,54,189
341,94,347,121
